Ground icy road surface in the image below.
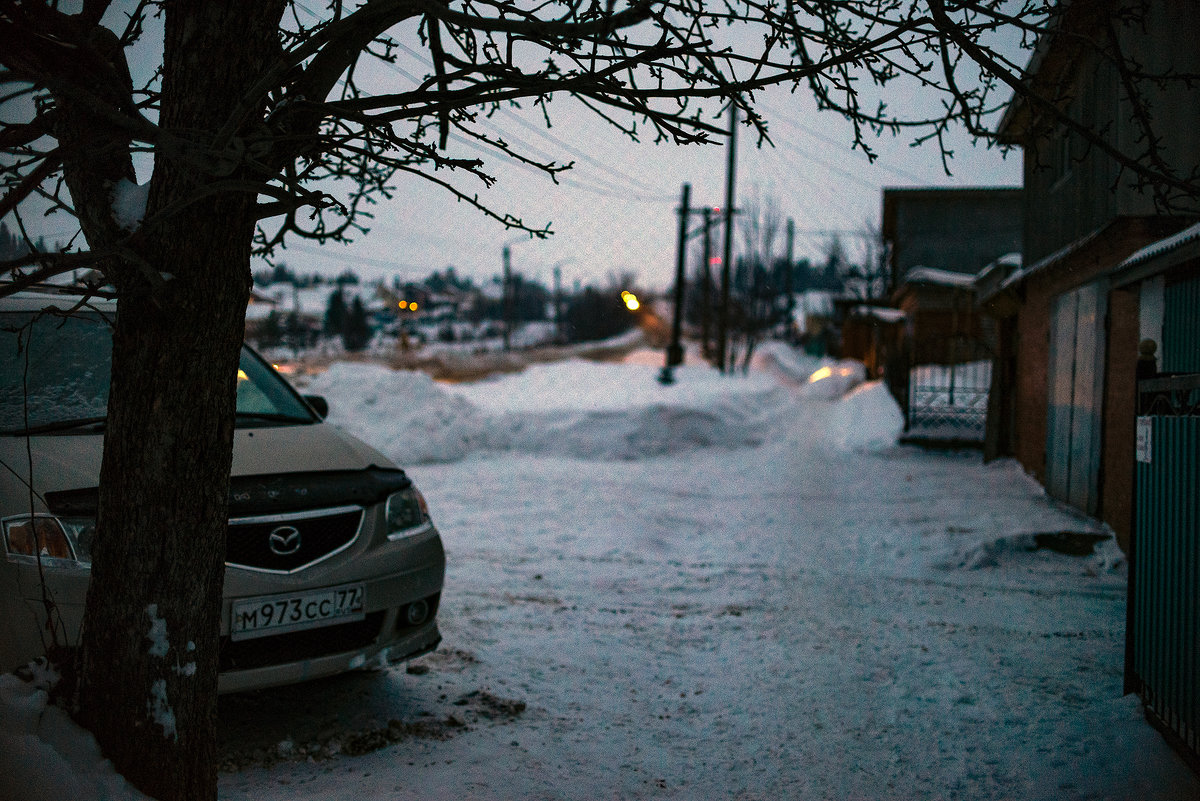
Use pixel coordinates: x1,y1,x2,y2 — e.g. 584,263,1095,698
214,345,1198,801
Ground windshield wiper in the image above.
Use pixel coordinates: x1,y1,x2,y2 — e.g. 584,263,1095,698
2,416,107,436
234,411,313,426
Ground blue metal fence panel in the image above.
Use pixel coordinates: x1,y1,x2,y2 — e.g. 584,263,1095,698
1133,411,1200,760
1163,275,1200,373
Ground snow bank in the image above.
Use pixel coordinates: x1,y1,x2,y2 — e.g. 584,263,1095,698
827,380,904,451
302,363,492,464
0,674,153,801
941,528,1126,577
301,353,786,464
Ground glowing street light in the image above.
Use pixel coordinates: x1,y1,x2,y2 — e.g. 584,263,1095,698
621,290,640,311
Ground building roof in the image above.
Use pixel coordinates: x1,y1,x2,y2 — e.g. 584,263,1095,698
850,305,907,324
1111,221,1200,287
903,267,977,289
1119,221,1200,269
995,2,1116,143
999,225,1106,291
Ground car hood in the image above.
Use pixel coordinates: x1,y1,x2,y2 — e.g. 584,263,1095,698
0,422,396,508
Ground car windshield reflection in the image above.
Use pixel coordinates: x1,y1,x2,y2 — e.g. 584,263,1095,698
0,311,316,435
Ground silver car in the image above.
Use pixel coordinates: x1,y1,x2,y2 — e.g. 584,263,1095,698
0,292,444,693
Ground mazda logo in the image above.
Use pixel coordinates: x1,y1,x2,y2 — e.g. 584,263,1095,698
268,526,302,556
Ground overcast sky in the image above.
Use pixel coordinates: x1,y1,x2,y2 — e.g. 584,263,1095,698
278,86,1021,293
22,6,1026,294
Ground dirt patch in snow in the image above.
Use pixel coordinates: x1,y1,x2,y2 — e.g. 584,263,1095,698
216,666,524,772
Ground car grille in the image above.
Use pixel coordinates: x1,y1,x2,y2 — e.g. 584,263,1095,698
226,506,364,573
219,611,385,672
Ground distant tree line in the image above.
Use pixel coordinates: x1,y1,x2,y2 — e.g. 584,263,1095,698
563,287,636,343
252,262,360,289
323,288,372,351
251,261,635,350
0,222,54,262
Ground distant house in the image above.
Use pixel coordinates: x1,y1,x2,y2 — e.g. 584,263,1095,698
882,187,1023,292
978,1,1200,767
840,303,905,381
879,188,1022,442
789,290,837,355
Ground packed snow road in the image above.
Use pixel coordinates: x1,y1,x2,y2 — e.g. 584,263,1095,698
216,345,1198,801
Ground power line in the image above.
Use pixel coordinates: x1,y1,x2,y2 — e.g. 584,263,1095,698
276,241,429,274
392,39,670,198
755,100,932,185
749,143,871,229
445,131,674,203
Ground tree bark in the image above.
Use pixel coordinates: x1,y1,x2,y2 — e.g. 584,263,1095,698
67,3,285,799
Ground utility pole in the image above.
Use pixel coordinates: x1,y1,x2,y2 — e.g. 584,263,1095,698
701,208,713,359
717,101,738,374
502,245,513,351
661,183,690,385
553,263,563,343
784,217,795,339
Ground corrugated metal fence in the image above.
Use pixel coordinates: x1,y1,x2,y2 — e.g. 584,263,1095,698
1163,275,1200,373
1130,373,1200,768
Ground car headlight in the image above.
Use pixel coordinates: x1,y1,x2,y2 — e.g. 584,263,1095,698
384,486,431,540
3,515,95,564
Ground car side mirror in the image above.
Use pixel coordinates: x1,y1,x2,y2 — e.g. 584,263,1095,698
303,394,329,420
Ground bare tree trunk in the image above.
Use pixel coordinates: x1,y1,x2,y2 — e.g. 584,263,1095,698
79,220,250,801
61,3,284,799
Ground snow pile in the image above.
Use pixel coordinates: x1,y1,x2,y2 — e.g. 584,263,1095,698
302,363,492,464
0,674,152,801
754,341,859,390
827,379,905,451
943,527,1127,577
302,353,789,464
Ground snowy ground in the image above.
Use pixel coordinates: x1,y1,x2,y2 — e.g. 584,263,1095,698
4,342,1199,800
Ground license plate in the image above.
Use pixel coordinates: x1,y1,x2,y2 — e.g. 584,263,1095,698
231,583,366,641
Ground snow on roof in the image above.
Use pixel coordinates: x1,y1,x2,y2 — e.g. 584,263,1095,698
1116,221,1200,272
850,305,907,323
1000,226,1106,291
973,252,1023,286
903,266,977,288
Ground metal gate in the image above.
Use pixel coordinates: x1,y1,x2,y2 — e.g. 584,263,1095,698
903,329,994,443
1129,373,1200,768
906,358,991,442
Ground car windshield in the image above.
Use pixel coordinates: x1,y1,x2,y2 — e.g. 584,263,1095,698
0,309,315,435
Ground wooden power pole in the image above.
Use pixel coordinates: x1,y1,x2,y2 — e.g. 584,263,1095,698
717,101,738,373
